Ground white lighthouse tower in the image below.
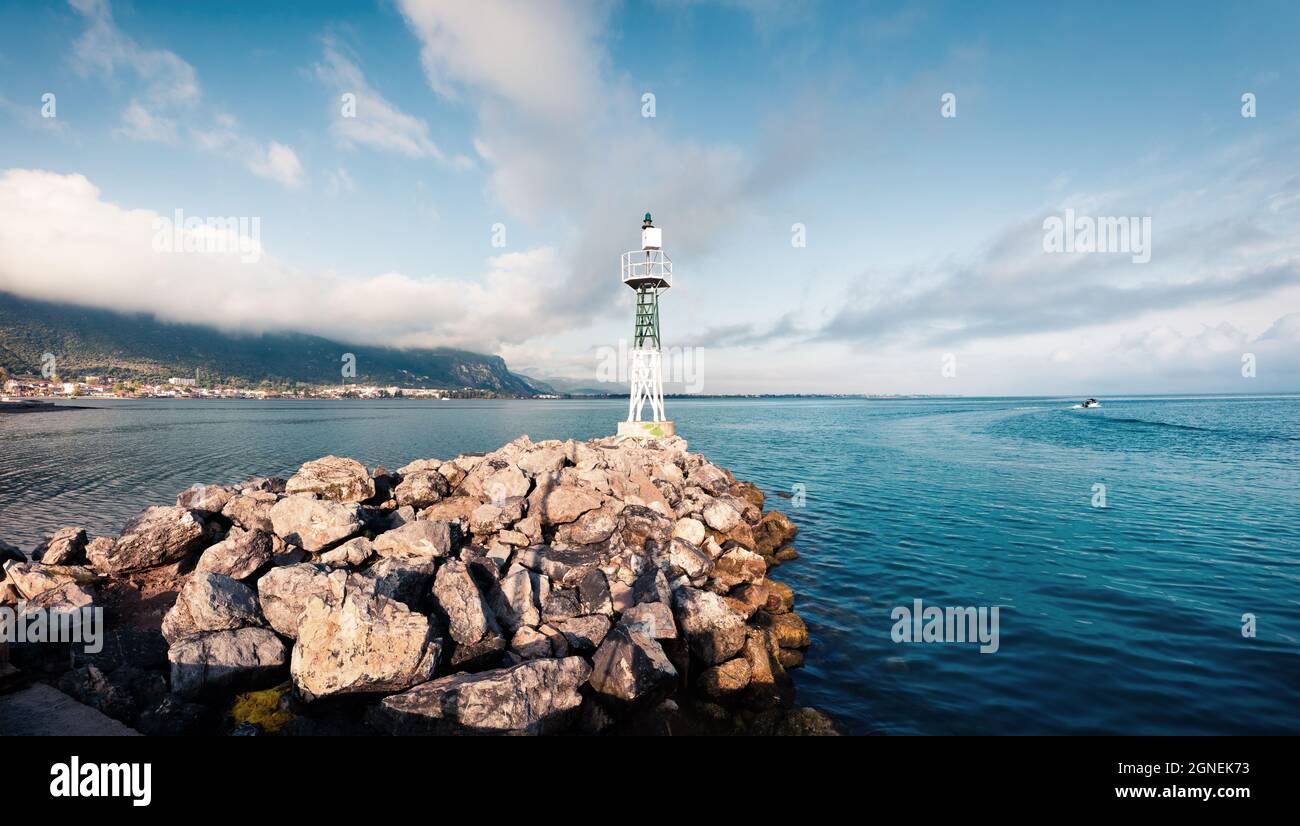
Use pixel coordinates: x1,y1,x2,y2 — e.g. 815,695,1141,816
617,213,675,439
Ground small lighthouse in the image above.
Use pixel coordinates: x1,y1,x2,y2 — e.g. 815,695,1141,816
617,212,675,439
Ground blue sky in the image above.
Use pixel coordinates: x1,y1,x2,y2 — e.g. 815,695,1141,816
1,0,1298,393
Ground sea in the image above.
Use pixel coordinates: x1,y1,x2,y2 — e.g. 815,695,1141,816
2,394,1297,734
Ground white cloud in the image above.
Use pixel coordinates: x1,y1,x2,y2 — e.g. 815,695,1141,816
248,142,305,189
0,169,563,353
315,40,462,163
114,101,177,142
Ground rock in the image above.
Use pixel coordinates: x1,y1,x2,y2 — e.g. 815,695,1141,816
555,614,610,652
631,568,672,606
134,696,215,736
0,537,26,565
528,482,603,525
318,535,374,567
711,547,766,590
372,656,591,735
268,495,363,552
698,657,752,699
589,625,678,705
58,664,166,724
665,537,713,579
766,580,795,612
723,581,769,619
161,572,262,645
673,587,747,665
672,517,706,546
2,562,78,599
554,504,619,544
256,564,338,638
291,585,440,701
495,564,540,631
372,520,452,561
687,463,731,496
238,476,286,494
775,707,841,736
417,495,479,524
23,580,95,613
541,588,581,624
702,500,741,532
195,528,273,580
728,481,765,512
577,568,613,616
432,560,496,645
619,602,677,639
285,455,376,503
394,470,450,509
222,491,278,533
516,447,567,476
176,484,235,515
33,527,87,565
753,511,798,556
168,627,287,700
481,465,530,502
775,546,800,561
359,557,434,610
618,505,675,554
89,506,207,574
776,648,804,669
509,626,552,659
756,611,810,649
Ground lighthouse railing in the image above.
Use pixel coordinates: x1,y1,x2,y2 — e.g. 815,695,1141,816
621,249,673,286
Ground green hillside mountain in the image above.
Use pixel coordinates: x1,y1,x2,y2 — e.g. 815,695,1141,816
0,291,550,395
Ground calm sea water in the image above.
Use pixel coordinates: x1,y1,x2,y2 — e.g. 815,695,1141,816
2,395,1298,734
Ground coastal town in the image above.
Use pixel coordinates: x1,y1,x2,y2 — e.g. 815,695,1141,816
0,373,550,402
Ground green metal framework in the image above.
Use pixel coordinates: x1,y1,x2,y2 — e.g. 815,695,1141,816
632,285,661,348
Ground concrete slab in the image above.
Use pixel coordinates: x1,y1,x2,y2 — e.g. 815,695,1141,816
0,683,140,736
617,420,676,439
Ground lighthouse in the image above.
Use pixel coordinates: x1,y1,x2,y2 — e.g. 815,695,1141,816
617,212,676,439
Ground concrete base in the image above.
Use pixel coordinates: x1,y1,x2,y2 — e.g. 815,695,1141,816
617,420,675,439
0,683,140,736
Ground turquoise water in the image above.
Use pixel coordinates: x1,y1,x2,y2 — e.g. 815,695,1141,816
2,395,1297,734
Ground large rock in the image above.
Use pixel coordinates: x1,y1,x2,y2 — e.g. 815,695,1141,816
318,536,375,568
755,610,810,649
619,601,677,639
268,495,363,552
33,527,87,565
89,506,207,574
589,625,677,704
698,656,752,699
495,563,540,631
168,627,287,700
753,511,798,556
257,564,338,638
393,470,450,509
360,557,434,610
372,521,452,561
372,656,591,735
176,484,235,516
291,583,441,701
221,491,278,533
528,482,603,525
161,572,262,645
285,456,375,502
432,561,496,644
665,537,713,579
702,499,741,532
673,587,747,664
418,496,479,525
195,528,273,580
672,517,706,547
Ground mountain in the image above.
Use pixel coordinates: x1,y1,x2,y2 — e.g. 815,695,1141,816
0,291,551,395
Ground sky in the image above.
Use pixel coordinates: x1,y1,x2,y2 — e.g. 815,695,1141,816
1,0,1298,394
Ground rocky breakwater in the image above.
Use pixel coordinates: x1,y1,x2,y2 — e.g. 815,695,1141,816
0,436,838,736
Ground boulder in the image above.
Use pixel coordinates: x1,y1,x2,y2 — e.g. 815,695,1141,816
161,572,262,645
417,496,479,524
516,447,567,476
589,625,678,704
555,614,610,652
394,470,450,509
318,536,375,568
702,500,741,532
168,627,287,700
175,484,235,516
673,587,747,665
33,527,87,565
359,557,434,610
528,483,603,525
698,657,752,699
672,517,706,547
372,656,591,735
665,537,713,579
291,583,441,701
755,610,810,649
268,495,363,552
256,564,338,638
753,511,798,556
285,456,376,502
89,506,207,574
619,601,677,639
509,626,552,659
432,560,496,645
372,521,452,561
495,563,540,631
221,491,279,533
710,547,766,590
195,528,273,580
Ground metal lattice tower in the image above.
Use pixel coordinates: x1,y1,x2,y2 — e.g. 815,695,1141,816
620,213,673,431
